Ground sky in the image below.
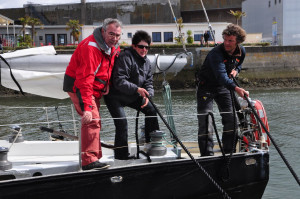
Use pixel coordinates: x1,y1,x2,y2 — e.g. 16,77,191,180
0,0,119,9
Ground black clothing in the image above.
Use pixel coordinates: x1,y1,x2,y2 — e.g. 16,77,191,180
204,32,209,42
104,47,159,159
196,44,246,156
196,44,245,90
109,47,154,97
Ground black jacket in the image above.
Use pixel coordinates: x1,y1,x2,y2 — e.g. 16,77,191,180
196,43,246,90
109,47,154,98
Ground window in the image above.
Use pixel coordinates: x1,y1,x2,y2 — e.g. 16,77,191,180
152,32,161,42
194,34,202,41
127,32,132,38
45,34,55,45
58,34,67,45
39,36,43,41
164,32,173,42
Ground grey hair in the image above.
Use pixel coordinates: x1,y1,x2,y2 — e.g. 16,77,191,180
102,18,122,30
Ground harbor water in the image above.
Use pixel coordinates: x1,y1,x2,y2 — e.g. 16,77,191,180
0,88,300,198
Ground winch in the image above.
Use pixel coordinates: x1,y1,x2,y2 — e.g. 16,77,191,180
148,130,167,156
0,147,12,171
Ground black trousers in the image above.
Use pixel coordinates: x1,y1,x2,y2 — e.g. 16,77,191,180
196,86,237,156
104,94,159,159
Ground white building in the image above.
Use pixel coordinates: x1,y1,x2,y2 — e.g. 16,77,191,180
0,22,229,47
242,0,300,46
82,22,229,45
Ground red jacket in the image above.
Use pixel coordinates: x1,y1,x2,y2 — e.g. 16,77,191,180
64,34,120,112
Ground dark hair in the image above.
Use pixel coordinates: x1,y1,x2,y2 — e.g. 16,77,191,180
222,24,246,44
132,30,151,45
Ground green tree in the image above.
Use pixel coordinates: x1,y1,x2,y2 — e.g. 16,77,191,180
18,16,31,43
228,10,246,25
174,17,185,44
186,30,194,44
28,17,44,46
66,19,83,44
18,35,32,47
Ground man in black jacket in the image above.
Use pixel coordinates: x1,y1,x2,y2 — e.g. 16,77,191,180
204,31,210,47
196,24,249,156
104,31,159,160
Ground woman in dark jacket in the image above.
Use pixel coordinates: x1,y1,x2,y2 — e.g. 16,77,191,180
104,30,159,160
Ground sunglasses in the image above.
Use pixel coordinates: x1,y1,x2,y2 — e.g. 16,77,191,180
136,45,150,50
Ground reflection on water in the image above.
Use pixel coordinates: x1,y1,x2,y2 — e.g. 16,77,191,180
0,88,300,198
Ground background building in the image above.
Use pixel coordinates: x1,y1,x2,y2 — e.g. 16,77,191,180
242,0,300,46
0,0,243,47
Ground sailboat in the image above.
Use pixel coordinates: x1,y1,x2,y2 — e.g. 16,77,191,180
0,46,270,199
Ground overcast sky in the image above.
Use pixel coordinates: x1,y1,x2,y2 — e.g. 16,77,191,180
0,0,118,9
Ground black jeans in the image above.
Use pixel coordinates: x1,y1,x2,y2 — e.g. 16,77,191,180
104,94,159,159
196,86,237,156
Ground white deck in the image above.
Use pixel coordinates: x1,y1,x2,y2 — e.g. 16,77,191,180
0,140,179,179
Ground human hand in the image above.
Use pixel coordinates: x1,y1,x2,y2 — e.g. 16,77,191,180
230,70,238,78
235,86,249,99
82,111,92,124
141,97,149,108
137,87,149,98
102,85,110,95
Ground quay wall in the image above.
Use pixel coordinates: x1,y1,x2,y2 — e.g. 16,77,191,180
144,45,300,89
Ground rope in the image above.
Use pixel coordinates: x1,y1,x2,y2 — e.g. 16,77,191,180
147,96,231,199
162,81,177,146
8,127,22,151
232,77,300,186
220,90,238,182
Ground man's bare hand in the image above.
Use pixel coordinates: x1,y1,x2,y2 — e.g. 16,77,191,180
82,111,92,124
230,70,238,78
102,85,110,95
235,86,249,99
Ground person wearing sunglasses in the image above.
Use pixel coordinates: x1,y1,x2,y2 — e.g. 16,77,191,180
104,30,159,160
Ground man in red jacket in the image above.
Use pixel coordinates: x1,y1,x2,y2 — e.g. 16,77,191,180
63,18,122,170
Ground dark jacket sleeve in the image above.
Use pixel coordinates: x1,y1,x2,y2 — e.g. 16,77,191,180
112,53,139,95
143,59,154,97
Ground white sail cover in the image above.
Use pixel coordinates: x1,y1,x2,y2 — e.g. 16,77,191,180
1,46,187,99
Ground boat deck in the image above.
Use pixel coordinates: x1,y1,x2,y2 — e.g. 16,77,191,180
0,139,242,181
0,140,181,179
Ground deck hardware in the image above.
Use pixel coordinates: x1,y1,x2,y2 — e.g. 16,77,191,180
110,176,123,183
245,158,257,166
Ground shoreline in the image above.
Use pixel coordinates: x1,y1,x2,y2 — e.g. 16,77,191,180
1,80,299,98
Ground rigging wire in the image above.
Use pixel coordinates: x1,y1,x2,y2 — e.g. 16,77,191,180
199,0,216,44
167,0,187,53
